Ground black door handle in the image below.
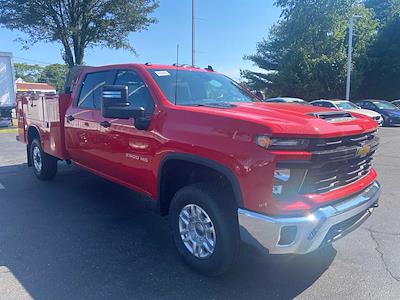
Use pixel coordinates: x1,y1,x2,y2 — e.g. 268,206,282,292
100,121,111,128
66,115,75,122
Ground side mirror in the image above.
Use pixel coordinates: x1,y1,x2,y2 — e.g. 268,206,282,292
101,85,144,119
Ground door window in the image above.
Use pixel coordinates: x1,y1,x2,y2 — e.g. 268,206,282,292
321,102,334,108
114,70,155,114
77,71,115,109
360,102,375,110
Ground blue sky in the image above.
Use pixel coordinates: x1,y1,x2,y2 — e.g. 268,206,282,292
1,0,281,80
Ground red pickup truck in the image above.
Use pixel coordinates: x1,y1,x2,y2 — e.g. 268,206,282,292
16,63,381,275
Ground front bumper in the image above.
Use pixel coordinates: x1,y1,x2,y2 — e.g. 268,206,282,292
376,117,383,126
238,181,381,255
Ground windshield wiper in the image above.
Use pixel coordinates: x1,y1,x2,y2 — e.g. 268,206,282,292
185,102,237,108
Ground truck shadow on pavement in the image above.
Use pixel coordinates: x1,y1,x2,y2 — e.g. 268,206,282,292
0,164,336,300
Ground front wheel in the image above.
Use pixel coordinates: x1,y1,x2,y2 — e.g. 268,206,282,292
30,139,58,180
169,183,240,276
382,116,391,127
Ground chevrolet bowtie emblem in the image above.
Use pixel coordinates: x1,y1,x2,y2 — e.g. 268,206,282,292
357,144,370,157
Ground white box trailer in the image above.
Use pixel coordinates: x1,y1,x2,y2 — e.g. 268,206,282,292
0,52,16,127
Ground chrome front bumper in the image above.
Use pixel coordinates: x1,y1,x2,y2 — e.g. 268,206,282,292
238,181,381,255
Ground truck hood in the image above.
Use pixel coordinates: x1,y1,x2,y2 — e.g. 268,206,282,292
187,102,378,138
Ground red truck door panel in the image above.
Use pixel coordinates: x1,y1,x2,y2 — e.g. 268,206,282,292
65,68,157,195
16,97,26,143
99,69,157,193
64,70,116,169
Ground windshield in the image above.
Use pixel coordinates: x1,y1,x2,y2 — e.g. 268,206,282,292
148,69,258,105
373,101,398,110
336,101,359,110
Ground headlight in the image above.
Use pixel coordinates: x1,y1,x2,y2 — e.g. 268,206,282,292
256,136,309,150
273,168,307,199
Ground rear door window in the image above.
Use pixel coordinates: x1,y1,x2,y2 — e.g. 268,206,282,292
77,71,115,109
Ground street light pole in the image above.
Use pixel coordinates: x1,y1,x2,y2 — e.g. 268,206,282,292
346,17,354,101
346,15,361,101
192,0,195,66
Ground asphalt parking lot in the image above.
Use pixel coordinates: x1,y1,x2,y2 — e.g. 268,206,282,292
0,128,399,300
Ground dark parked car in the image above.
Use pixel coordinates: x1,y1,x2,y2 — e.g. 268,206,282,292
0,107,12,127
356,100,400,126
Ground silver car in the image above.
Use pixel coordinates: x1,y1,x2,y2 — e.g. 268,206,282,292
310,99,383,126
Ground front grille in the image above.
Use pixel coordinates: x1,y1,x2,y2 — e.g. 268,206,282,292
309,130,377,151
300,130,378,194
301,153,374,193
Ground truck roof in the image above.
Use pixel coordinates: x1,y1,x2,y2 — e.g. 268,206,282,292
64,63,218,93
144,64,214,72
82,63,215,73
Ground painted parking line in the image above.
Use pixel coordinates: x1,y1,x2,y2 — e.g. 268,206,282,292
0,183,4,190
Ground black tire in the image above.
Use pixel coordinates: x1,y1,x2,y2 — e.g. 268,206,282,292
383,117,391,127
30,138,58,180
169,183,240,276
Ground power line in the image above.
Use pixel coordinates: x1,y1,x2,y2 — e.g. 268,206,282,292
13,56,57,66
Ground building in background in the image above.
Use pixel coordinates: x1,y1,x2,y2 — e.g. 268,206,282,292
16,78,56,94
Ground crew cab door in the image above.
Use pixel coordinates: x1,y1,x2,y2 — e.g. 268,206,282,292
65,68,158,196
96,69,157,195
64,69,116,169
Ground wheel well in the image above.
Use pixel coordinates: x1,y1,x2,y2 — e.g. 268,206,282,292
27,127,40,166
158,159,239,216
27,126,40,145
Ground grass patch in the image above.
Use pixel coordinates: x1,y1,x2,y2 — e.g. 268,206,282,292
0,127,18,133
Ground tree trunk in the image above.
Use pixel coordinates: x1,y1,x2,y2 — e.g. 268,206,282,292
62,41,75,68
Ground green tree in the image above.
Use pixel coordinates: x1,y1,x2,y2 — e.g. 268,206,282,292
14,63,43,82
38,64,68,92
365,0,400,22
0,0,159,68
242,0,378,100
357,0,400,99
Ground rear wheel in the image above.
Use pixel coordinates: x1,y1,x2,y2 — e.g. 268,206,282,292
169,183,239,276
30,139,58,180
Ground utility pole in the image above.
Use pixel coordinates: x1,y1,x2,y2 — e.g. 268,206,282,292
192,0,195,66
346,15,361,101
